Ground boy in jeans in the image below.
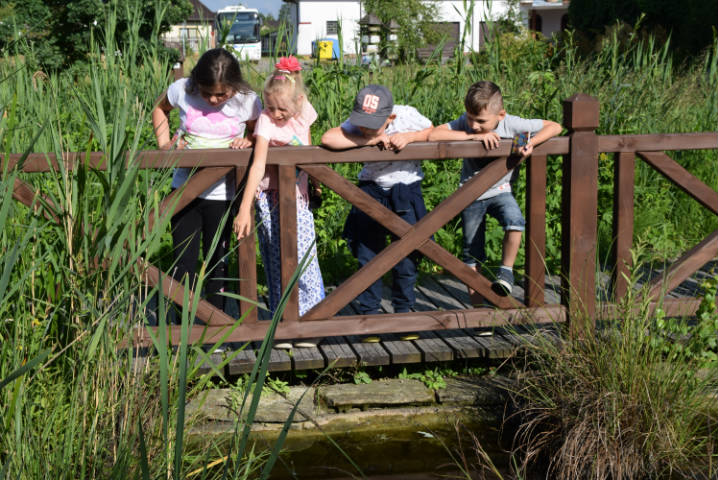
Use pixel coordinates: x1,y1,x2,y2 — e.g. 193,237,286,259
321,84,433,314
428,81,561,303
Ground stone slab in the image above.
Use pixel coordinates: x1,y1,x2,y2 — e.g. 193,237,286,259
318,379,434,411
437,376,510,406
185,386,317,424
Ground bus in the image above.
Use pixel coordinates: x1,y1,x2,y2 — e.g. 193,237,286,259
216,5,262,61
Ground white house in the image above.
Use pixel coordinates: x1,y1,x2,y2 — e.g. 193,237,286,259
282,0,569,57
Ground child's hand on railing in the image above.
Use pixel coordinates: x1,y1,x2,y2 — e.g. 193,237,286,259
233,210,252,240
388,132,413,151
230,136,253,149
470,131,501,150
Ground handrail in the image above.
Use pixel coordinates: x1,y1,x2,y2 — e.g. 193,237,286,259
3,93,717,347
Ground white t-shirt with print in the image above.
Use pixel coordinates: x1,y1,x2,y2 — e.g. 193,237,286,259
341,105,432,188
167,77,262,200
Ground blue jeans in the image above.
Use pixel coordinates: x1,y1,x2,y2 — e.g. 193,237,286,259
462,192,525,267
344,181,427,314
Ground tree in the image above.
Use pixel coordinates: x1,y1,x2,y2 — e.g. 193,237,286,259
568,0,718,56
362,0,440,61
0,0,193,69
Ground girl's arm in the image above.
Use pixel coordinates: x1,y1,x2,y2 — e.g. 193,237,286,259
233,135,269,239
152,92,174,149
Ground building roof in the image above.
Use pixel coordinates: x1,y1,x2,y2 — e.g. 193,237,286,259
189,0,215,22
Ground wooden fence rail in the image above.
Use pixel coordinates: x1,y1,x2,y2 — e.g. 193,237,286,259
3,94,717,347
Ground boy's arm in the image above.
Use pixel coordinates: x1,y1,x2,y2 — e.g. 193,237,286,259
520,120,562,157
388,126,433,151
428,123,501,150
320,126,388,149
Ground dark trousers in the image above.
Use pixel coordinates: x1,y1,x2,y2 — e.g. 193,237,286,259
171,196,231,311
344,181,426,315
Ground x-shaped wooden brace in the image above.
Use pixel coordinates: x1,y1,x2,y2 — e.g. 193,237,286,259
637,151,718,299
301,155,526,321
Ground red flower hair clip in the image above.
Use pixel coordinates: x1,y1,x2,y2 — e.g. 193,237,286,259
275,56,302,73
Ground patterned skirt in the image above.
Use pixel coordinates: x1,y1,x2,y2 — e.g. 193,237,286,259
255,190,325,316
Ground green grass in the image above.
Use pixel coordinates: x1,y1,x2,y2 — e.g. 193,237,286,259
0,5,716,477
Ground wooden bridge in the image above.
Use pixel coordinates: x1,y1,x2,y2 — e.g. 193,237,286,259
5,94,718,372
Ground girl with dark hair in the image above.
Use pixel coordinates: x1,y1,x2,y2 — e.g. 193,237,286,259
152,48,262,311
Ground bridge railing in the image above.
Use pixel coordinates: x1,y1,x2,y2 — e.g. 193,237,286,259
3,94,717,346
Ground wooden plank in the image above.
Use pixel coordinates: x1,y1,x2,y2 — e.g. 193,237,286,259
525,154,547,307
416,277,466,310
254,341,292,372
12,178,60,222
319,336,358,368
471,333,514,359
430,275,472,308
410,330,454,362
647,230,718,299
562,94,600,332
346,335,391,367
638,151,718,215
598,132,718,153
412,282,438,311
291,344,326,370
194,351,224,376
435,329,484,359
377,333,422,364
132,305,567,347
227,342,256,375
612,152,635,300
278,164,299,321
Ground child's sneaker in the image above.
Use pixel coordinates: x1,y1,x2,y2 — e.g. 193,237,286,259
294,338,320,348
491,269,514,296
273,340,293,350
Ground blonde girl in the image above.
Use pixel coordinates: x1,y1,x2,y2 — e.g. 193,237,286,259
233,56,325,348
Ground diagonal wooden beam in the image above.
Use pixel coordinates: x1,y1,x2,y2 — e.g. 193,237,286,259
303,156,524,320
638,151,718,215
143,263,240,326
146,166,234,233
12,178,60,223
647,229,718,299
302,164,517,314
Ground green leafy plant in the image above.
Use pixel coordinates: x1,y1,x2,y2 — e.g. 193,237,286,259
399,367,447,390
352,370,372,385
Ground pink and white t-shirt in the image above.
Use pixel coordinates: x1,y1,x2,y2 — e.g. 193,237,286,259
254,99,317,195
167,78,262,200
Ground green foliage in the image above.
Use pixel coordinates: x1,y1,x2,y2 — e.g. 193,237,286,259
568,0,718,56
352,370,372,385
362,0,440,61
0,0,191,69
398,367,448,390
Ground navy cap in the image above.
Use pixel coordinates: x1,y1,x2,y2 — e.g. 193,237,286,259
349,84,394,130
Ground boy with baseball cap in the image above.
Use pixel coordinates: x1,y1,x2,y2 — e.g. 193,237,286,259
321,84,433,315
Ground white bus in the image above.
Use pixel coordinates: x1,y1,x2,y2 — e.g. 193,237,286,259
216,5,262,61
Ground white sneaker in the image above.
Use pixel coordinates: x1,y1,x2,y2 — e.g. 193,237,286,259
273,341,293,349
294,338,319,348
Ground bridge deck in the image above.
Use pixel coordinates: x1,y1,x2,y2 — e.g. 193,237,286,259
189,261,715,375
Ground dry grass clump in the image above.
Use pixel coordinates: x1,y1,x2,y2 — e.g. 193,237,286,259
509,276,718,479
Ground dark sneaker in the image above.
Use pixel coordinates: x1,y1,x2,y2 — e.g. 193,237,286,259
492,269,514,296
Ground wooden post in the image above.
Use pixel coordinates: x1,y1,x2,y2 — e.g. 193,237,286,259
611,152,635,300
525,154,547,307
236,166,258,324
561,94,599,336
279,165,299,321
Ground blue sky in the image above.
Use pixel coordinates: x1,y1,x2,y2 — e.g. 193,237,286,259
200,0,284,17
